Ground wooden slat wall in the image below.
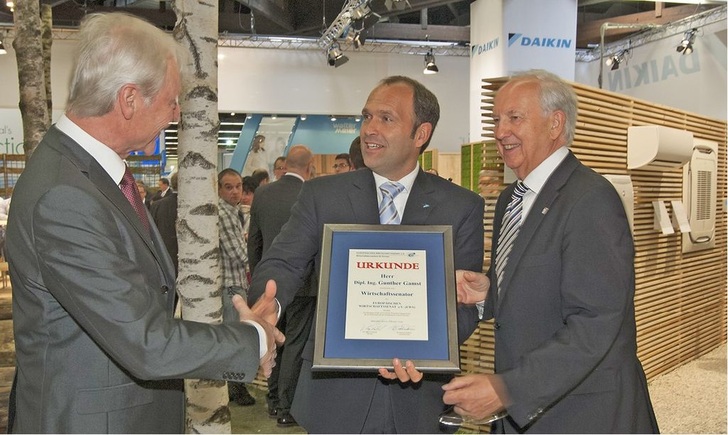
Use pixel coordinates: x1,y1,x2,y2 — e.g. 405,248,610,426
459,78,727,409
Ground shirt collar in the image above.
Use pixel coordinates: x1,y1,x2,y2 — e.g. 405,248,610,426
284,172,305,182
56,114,126,184
522,147,569,194
372,163,420,193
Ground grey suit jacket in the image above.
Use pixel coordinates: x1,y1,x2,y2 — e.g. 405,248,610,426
485,151,658,433
248,168,485,433
7,126,261,433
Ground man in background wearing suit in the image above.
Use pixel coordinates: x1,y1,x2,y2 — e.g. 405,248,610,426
442,70,659,433
5,12,280,433
150,172,178,273
248,144,315,427
248,76,485,433
150,176,171,205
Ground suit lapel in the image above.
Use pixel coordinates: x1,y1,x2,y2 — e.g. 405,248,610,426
51,128,174,285
496,152,580,309
348,169,380,224
401,170,434,225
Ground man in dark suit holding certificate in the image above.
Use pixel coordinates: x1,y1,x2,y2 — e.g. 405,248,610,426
248,76,485,433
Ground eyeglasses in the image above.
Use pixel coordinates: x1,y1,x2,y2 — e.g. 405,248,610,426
333,163,350,169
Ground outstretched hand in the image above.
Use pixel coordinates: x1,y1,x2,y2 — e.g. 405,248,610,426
233,294,284,378
251,279,280,327
378,358,423,384
455,270,489,305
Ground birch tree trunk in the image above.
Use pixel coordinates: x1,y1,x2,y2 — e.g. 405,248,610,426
171,1,230,433
41,4,52,117
14,0,49,157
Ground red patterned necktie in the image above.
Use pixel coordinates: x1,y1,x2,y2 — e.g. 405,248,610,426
120,166,151,234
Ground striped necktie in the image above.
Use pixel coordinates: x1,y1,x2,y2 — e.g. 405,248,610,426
495,180,528,294
379,181,405,225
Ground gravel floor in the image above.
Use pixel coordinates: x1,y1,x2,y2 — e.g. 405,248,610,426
648,344,727,434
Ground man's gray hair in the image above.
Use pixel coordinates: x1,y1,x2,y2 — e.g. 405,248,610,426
66,12,186,118
511,69,578,146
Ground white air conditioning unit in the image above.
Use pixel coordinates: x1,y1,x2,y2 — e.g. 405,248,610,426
682,138,718,253
627,125,693,170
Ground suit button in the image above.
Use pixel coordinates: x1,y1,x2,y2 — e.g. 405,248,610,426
494,322,501,330
161,285,169,294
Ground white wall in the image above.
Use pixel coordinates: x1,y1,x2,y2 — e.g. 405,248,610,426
575,19,727,121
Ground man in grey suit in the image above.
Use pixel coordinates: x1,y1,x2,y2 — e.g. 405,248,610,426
5,12,280,433
248,76,485,433
442,70,659,433
247,144,315,426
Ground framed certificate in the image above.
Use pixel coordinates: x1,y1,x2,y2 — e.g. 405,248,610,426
312,224,460,373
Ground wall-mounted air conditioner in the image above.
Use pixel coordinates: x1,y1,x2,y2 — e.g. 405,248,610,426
682,138,718,253
627,125,693,170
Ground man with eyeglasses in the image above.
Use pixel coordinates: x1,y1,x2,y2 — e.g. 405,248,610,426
272,156,287,181
332,153,352,173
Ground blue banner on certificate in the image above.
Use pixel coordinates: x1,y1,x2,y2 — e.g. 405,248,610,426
313,224,460,373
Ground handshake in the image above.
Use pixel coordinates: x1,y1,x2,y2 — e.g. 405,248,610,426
232,279,284,378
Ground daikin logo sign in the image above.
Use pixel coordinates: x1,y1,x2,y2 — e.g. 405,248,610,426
471,37,499,57
607,52,700,92
508,33,572,49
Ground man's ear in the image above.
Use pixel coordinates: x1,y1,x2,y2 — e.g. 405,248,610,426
414,122,433,149
119,84,137,120
549,110,566,141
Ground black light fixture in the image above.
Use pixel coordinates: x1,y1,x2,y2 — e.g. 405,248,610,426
327,43,349,68
423,49,439,75
605,49,629,71
676,28,698,55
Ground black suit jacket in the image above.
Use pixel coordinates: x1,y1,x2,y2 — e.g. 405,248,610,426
248,174,318,298
247,174,303,273
485,151,658,433
6,126,261,433
249,168,485,433
150,192,178,273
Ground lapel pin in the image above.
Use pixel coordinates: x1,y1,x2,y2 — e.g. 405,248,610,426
542,207,549,215
423,204,430,208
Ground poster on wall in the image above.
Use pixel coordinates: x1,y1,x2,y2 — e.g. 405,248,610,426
241,116,295,177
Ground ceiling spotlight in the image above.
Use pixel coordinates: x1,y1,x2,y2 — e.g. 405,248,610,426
676,28,698,55
352,30,364,49
327,43,349,68
605,49,628,71
351,4,371,21
330,115,337,121
423,50,439,75
300,115,307,121
346,27,365,49
384,0,407,11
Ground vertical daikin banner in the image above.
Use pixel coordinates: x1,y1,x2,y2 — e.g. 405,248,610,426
503,0,577,80
470,0,577,141
469,0,505,142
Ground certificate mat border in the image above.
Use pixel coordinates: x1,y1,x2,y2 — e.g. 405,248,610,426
313,224,460,373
